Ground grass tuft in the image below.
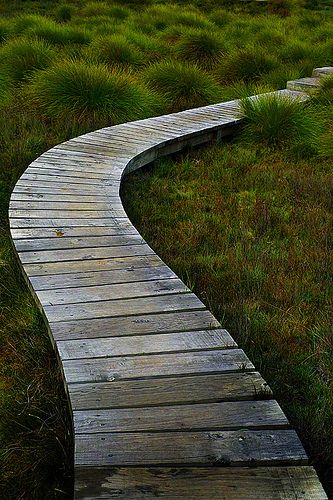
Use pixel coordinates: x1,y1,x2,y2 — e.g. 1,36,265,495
142,60,222,111
88,34,144,68
241,93,324,153
217,47,278,83
29,59,162,126
0,37,55,82
174,28,224,68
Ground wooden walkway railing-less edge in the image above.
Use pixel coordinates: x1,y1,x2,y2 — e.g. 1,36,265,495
9,68,332,499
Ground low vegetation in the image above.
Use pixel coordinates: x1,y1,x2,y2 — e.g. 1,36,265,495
0,0,332,498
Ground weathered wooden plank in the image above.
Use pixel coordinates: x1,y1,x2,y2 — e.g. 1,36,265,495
10,208,127,219
31,159,113,174
10,217,128,229
62,349,253,383
44,293,204,323
10,201,118,211
24,254,164,276
26,167,112,180
37,278,189,306
68,372,269,410
75,429,308,466
73,400,288,434
20,172,108,185
74,466,327,500
12,185,111,196
51,309,221,341
15,233,144,252
14,180,108,194
30,266,176,290
19,244,154,264
57,329,236,359
10,192,112,203
11,226,139,240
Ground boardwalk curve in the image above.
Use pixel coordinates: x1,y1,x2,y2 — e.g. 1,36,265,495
9,69,331,499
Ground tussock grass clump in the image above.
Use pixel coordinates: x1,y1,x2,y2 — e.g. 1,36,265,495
13,14,49,35
315,75,333,104
89,34,144,67
13,14,91,45
220,81,273,101
29,60,161,125
124,28,171,60
174,28,224,68
54,4,74,22
29,24,91,46
241,93,323,152
134,4,212,34
80,1,113,17
143,60,221,111
209,9,233,27
217,47,278,83
278,41,319,64
262,66,301,89
0,38,55,82
109,5,131,20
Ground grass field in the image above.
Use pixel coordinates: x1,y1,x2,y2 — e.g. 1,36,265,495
0,0,332,498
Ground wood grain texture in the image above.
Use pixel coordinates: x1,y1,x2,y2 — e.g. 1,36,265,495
37,278,189,306
19,244,154,264
68,372,270,410
43,293,205,323
73,400,288,434
24,254,164,276
51,309,221,341
74,466,327,499
57,329,236,359
75,429,308,466
62,349,254,383
30,266,176,290
15,233,144,252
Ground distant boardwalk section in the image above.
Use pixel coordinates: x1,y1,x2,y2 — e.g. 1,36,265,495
9,68,331,499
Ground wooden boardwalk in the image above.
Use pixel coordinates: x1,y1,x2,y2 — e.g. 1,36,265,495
9,69,330,499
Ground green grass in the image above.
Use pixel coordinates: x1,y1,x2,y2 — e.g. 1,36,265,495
88,34,144,67
174,28,224,68
0,0,332,497
142,60,222,111
121,129,333,496
29,59,162,126
0,37,56,82
240,93,324,154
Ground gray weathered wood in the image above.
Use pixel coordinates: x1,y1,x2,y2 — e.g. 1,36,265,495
51,309,221,341
19,243,154,264
24,254,164,276
57,329,236,359
30,265,176,290
73,400,289,434
37,278,190,306
68,372,270,410
43,293,205,322
74,466,327,499
15,233,144,252
75,429,308,466
62,349,254,383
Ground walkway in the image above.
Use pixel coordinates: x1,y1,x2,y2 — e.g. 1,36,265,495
9,69,331,499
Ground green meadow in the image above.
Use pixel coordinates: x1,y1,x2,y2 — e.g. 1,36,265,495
0,0,332,497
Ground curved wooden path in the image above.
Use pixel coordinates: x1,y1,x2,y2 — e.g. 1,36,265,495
9,69,330,499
